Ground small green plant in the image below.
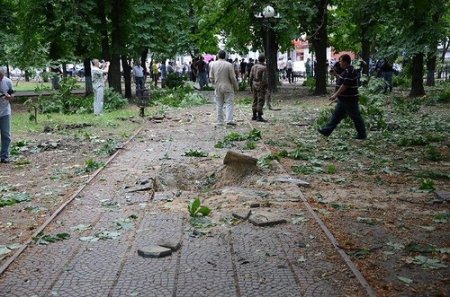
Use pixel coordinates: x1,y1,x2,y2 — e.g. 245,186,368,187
96,139,119,156
188,197,211,217
326,164,337,174
83,159,104,173
425,145,444,162
419,178,435,191
257,154,280,168
247,129,262,141
398,136,428,147
0,192,31,208
238,80,247,91
243,140,256,150
184,149,208,157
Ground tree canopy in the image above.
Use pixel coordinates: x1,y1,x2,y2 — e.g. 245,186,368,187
1,0,449,96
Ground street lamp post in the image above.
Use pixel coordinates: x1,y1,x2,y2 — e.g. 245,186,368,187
256,6,280,95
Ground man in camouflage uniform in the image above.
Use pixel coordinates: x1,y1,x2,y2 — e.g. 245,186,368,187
249,54,268,122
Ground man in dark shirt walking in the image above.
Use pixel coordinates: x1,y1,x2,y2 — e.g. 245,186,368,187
319,54,367,140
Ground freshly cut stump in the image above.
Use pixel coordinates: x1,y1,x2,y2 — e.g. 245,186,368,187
223,151,258,166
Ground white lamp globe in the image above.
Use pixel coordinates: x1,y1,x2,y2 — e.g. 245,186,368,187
262,5,275,18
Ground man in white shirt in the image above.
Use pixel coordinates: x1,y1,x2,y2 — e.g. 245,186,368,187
286,57,293,83
0,67,14,163
132,63,145,94
209,50,239,126
91,59,110,115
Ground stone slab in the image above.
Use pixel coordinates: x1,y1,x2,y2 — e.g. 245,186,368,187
157,239,182,251
273,176,310,187
249,211,287,227
137,245,172,258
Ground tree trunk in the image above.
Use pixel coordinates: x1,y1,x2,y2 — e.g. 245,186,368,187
438,37,449,79
312,0,328,95
360,26,370,76
409,53,425,97
83,58,93,95
109,0,124,94
62,63,67,78
122,55,132,98
141,49,148,80
97,0,110,61
426,49,436,86
268,28,278,93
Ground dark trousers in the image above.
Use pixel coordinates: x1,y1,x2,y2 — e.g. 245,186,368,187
321,100,366,137
286,69,293,83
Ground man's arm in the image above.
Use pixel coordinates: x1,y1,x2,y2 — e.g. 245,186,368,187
329,84,348,102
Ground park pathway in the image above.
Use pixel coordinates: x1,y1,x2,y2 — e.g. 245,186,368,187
0,101,368,297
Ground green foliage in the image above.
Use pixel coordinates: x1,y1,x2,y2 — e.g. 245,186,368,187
215,129,262,148
243,140,256,150
425,146,444,162
239,80,248,91
34,232,70,245
419,178,435,191
82,159,104,173
302,77,316,93
104,89,129,112
358,92,387,130
393,74,411,88
96,139,119,156
0,192,31,208
152,85,208,108
166,73,184,89
392,97,421,115
188,197,211,217
184,149,208,157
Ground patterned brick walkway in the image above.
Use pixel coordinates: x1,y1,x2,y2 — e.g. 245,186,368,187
0,103,367,297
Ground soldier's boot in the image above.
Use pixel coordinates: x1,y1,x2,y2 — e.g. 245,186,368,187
256,112,268,122
252,111,257,121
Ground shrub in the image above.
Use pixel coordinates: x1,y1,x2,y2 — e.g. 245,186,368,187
104,88,128,112
166,72,184,89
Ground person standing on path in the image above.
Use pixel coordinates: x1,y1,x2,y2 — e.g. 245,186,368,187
91,59,110,115
286,57,293,84
196,56,208,90
249,54,268,122
319,54,367,140
0,67,14,163
209,50,239,126
132,62,145,95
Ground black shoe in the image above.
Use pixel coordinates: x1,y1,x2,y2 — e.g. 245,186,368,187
256,117,268,122
226,122,237,126
1,159,10,163
252,112,257,121
318,129,330,137
353,135,367,140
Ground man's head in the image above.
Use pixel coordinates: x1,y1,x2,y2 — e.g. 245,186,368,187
258,54,266,63
339,54,351,68
218,50,226,59
0,67,6,79
92,59,100,67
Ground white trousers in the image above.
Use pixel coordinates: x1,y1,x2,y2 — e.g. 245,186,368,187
93,86,104,115
215,90,234,124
